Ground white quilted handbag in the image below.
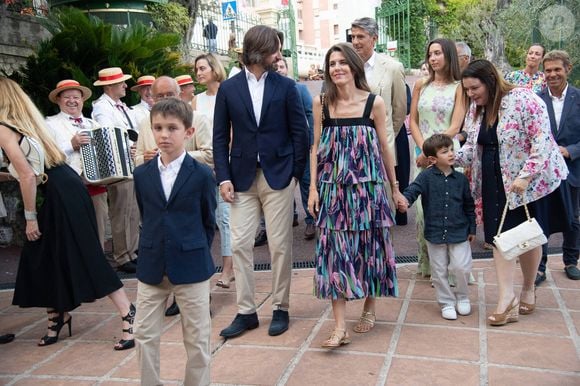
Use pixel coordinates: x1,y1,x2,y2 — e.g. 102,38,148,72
493,202,547,261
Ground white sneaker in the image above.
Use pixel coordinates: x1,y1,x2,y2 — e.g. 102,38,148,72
456,300,471,316
441,305,457,320
468,272,476,285
448,274,456,287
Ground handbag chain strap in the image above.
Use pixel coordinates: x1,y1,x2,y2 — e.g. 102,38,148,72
496,201,531,237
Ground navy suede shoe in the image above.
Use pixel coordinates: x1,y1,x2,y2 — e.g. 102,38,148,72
165,299,180,316
565,265,580,280
220,313,259,338
534,272,546,287
268,310,289,336
0,334,15,344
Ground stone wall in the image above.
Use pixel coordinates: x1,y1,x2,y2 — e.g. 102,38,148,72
0,10,50,246
0,8,51,75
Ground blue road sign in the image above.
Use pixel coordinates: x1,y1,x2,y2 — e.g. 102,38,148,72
222,1,237,21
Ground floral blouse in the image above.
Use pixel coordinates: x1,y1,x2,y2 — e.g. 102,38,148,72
456,88,568,209
504,69,546,94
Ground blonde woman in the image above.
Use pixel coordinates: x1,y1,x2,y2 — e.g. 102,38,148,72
0,77,134,350
192,53,235,288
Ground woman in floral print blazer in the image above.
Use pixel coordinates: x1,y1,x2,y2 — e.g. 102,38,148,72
456,60,568,327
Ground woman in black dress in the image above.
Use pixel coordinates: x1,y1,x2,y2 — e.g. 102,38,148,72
0,77,134,350
456,61,569,326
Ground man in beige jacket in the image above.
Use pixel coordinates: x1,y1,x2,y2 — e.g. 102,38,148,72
351,17,406,164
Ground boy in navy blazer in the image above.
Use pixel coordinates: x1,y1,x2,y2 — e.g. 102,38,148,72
133,98,216,386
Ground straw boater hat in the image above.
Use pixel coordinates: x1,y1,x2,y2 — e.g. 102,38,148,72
175,75,194,87
93,67,132,86
130,75,155,92
48,79,92,104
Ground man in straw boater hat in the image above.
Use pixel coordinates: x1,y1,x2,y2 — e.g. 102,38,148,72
175,74,195,103
45,80,110,249
130,75,155,127
92,67,139,274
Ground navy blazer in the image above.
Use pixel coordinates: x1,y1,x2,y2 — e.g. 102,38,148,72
296,83,314,145
213,70,309,191
134,154,216,285
539,85,580,187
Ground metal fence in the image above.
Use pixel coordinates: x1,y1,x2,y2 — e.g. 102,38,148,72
191,2,262,56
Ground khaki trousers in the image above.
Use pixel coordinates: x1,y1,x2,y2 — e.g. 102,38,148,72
90,192,108,249
231,170,295,314
135,277,211,386
107,180,139,267
426,240,472,307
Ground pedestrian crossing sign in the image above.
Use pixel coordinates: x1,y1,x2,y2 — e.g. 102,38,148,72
222,1,237,21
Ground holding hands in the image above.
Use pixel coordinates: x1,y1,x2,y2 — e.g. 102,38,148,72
395,192,409,213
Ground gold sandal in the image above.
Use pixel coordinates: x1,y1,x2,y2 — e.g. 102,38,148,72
519,288,536,315
321,329,351,348
353,310,376,333
488,297,519,326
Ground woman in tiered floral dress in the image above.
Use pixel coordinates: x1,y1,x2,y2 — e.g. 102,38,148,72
308,43,405,349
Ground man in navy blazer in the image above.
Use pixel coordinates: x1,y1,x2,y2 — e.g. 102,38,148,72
537,50,580,283
133,99,216,385
213,25,309,338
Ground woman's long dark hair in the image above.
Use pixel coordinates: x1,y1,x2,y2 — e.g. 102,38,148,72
322,43,370,106
425,38,461,83
462,59,515,127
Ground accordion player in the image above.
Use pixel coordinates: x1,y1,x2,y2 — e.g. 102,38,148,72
79,126,135,184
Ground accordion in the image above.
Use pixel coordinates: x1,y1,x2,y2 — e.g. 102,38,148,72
79,127,134,184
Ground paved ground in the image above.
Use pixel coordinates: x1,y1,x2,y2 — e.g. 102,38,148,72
0,193,564,288
1,258,579,385
0,77,575,384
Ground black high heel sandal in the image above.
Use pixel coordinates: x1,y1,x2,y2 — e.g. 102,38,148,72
114,303,135,351
38,311,72,347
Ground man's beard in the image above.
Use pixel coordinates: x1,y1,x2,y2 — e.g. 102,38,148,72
263,60,277,72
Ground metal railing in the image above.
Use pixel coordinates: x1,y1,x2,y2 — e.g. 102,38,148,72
191,2,262,56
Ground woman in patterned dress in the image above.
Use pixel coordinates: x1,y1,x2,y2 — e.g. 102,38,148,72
504,44,546,94
457,60,568,326
308,43,405,348
409,39,466,277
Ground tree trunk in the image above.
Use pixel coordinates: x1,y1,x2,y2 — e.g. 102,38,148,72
184,0,200,49
480,0,511,73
